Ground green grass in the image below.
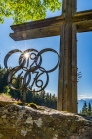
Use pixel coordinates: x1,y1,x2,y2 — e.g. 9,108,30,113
0,93,12,101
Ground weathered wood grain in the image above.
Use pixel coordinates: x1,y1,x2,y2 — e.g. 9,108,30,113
10,10,92,41
72,25,77,113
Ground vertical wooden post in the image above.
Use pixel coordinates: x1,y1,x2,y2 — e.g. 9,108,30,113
72,25,77,113
57,0,77,113
57,25,64,111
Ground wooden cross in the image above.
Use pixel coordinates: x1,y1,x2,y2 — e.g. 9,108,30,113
10,0,92,113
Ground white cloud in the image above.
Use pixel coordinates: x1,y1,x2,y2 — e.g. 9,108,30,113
78,95,92,100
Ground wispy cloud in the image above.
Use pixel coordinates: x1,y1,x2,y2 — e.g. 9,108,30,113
78,95,92,100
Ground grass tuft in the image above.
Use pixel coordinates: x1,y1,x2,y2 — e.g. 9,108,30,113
0,93,12,101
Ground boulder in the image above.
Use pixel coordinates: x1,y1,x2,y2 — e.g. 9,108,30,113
0,101,92,139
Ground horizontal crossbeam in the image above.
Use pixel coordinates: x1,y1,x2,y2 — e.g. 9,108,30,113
10,10,92,41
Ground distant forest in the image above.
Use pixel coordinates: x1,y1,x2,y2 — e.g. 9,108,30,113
0,66,57,109
0,66,92,116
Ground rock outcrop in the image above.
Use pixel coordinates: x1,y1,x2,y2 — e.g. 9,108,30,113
0,101,92,139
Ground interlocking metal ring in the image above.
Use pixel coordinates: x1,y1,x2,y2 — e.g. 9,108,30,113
4,48,60,95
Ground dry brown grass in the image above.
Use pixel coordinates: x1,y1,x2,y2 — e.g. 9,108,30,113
0,93,12,101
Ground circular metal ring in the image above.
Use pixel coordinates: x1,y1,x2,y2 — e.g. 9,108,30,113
19,49,42,70
4,49,22,68
30,53,36,60
23,66,49,92
36,80,43,88
37,48,60,73
7,66,31,90
4,48,59,94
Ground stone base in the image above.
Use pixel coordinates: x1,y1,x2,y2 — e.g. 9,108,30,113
0,101,92,139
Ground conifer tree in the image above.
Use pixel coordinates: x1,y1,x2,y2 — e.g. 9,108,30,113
3,85,10,94
87,102,92,117
81,101,87,115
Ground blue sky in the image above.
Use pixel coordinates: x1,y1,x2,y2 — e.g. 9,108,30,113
0,0,92,99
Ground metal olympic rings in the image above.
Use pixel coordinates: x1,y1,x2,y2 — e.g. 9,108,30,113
4,48,60,93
